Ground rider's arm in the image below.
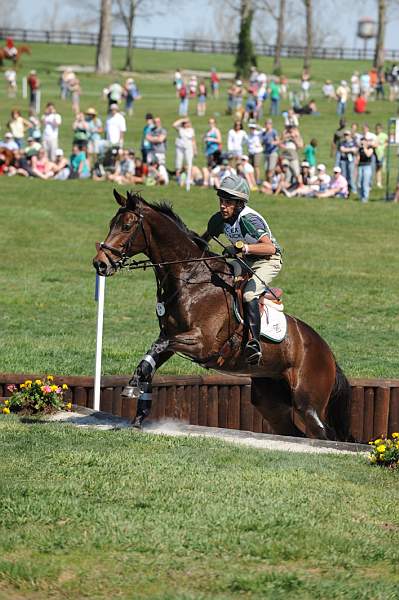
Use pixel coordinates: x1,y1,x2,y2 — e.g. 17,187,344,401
243,234,276,256
201,212,224,242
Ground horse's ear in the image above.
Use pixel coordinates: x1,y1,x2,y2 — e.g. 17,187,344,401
126,190,140,210
113,189,127,207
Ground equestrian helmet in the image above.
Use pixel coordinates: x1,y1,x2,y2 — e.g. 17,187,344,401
217,173,250,203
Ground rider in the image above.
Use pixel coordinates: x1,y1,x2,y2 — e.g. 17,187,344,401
5,37,17,58
202,173,282,365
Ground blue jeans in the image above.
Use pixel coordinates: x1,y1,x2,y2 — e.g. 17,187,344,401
270,98,280,115
336,100,346,115
340,159,355,193
179,98,188,116
357,164,373,203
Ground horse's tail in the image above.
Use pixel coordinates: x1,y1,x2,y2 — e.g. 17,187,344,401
327,362,352,442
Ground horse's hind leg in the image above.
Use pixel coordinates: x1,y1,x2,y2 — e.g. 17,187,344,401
252,378,304,437
122,336,173,428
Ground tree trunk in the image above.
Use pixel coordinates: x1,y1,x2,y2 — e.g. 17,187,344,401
303,0,313,71
374,0,386,70
234,0,257,78
124,1,135,71
273,0,286,73
96,0,112,74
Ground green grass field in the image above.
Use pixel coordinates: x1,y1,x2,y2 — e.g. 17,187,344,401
0,42,398,379
0,416,398,599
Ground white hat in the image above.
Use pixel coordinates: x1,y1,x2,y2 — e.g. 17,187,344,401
5,132,13,138
333,166,341,173
241,154,249,161
317,163,326,171
341,80,347,85
109,103,119,110
248,120,258,128
55,149,64,157
236,80,242,86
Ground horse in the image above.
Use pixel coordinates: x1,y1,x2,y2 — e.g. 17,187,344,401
93,190,351,441
0,45,31,66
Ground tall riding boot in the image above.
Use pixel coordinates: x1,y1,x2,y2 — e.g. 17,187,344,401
244,298,262,365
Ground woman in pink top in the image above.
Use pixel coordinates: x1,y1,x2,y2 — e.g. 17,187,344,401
317,166,348,198
31,148,55,179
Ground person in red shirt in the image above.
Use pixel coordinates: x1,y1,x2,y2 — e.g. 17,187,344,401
354,94,367,114
5,37,17,58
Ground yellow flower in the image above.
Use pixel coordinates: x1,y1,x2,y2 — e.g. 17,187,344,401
392,432,399,439
373,438,382,445
65,402,72,410
62,384,68,390
20,383,26,389
4,399,9,406
2,407,10,414
368,454,377,464
25,380,32,387
47,375,54,382
51,385,58,392
35,379,42,385
376,444,386,453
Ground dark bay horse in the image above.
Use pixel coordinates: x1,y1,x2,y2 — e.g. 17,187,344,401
93,190,351,441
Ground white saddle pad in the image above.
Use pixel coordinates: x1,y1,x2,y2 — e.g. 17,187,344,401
260,305,287,342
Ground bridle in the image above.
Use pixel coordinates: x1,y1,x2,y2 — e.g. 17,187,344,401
99,211,149,271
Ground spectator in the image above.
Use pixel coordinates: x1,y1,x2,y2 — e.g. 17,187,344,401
336,80,349,115
27,109,41,142
189,75,198,98
300,69,311,101
294,99,319,115
27,70,40,109
331,118,347,165
31,148,54,179
52,149,70,180
123,78,140,116
237,155,257,191
146,117,168,165
4,68,17,98
314,164,331,193
107,148,136,184
322,80,335,100
69,144,90,179
7,109,30,148
279,159,300,196
262,119,279,182
147,159,169,186
7,148,32,178
227,121,248,164
303,138,318,173
72,112,89,151
284,108,299,127
317,166,348,198
375,69,385,100
42,103,62,161
178,81,189,116
357,136,374,203
338,130,358,194
203,118,222,167
231,80,244,117
69,77,81,115
260,164,284,195
0,132,18,151
209,157,237,188
60,69,72,100
173,117,197,181
174,68,183,97
105,104,126,149
141,113,155,164
269,77,281,116
210,68,220,98
106,81,124,107
244,87,257,122
354,94,368,114
279,125,303,180
85,108,103,160
360,72,371,98
197,80,207,116
374,123,388,189
247,120,264,184
25,136,41,158
351,71,360,100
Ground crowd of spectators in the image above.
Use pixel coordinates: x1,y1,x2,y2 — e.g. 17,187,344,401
1,63,398,202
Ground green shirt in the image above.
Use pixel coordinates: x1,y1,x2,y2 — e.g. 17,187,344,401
304,144,316,167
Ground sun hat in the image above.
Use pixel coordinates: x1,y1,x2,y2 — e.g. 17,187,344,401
217,172,250,202
55,149,64,157
248,120,258,128
5,132,13,138
301,161,310,167
333,166,341,173
317,163,326,171
85,107,97,116
109,103,119,110
241,154,249,161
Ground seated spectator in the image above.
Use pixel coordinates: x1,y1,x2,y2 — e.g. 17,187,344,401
237,155,257,190
1,132,19,152
69,144,90,179
8,109,30,148
209,156,237,188
27,109,41,142
283,108,299,127
6,149,32,177
0,152,10,175
52,149,70,180
260,164,284,195
179,164,207,188
294,99,319,115
322,80,335,100
147,159,169,186
354,94,368,114
25,137,42,158
279,159,300,196
72,112,89,151
108,148,136,184
31,148,55,180
317,166,348,198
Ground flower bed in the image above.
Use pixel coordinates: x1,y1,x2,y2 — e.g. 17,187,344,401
1,376,71,415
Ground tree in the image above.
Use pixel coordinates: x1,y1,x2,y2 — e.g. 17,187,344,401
374,0,386,70
96,0,113,74
235,0,257,78
115,0,136,71
303,0,313,71
262,0,287,73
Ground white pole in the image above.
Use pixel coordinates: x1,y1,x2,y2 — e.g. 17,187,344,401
186,159,192,192
94,274,106,411
22,77,27,99
35,90,41,115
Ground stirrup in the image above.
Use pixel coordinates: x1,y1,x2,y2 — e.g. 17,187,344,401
244,339,262,365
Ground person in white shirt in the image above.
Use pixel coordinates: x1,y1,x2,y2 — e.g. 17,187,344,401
227,121,248,165
238,154,257,190
247,120,264,183
105,104,127,148
173,117,197,181
42,103,62,161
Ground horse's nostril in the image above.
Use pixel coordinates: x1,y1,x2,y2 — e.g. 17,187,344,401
93,260,108,275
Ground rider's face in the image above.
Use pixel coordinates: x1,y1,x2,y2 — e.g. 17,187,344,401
219,197,238,220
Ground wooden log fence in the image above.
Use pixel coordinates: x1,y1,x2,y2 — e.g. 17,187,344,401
1,373,399,443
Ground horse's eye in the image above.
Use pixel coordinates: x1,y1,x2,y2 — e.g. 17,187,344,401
122,223,132,232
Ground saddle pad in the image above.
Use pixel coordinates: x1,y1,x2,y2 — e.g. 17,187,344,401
233,302,287,343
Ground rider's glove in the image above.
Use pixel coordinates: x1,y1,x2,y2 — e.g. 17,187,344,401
223,241,245,258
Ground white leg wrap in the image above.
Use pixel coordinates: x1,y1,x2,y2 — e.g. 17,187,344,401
143,354,156,373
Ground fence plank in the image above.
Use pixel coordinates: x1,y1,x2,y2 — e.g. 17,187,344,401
207,386,219,427
350,386,364,442
100,387,113,414
373,387,390,438
198,386,208,426
240,384,253,432
190,385,200,425
218,386,229,429
166,386,177,419
388,388,399,435
177,385,190,421
112,386,123,417
252,408,263,433
157,386,166,420
227,386,241,430
363,387,375,442
74,386,87,408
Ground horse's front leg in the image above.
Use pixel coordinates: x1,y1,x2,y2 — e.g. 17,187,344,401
122,337,173,428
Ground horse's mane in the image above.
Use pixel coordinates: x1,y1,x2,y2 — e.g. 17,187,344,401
126,191,209,251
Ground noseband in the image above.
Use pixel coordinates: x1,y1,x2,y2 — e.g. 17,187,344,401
100,212,149,271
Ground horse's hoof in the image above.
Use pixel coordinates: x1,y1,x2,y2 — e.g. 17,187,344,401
131,419,143,430
121,385,139,398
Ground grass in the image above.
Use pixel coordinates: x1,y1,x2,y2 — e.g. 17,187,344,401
0,416,398,599
0,42,398,378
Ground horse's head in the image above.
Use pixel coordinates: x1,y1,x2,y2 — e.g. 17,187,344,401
93,189,149,276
